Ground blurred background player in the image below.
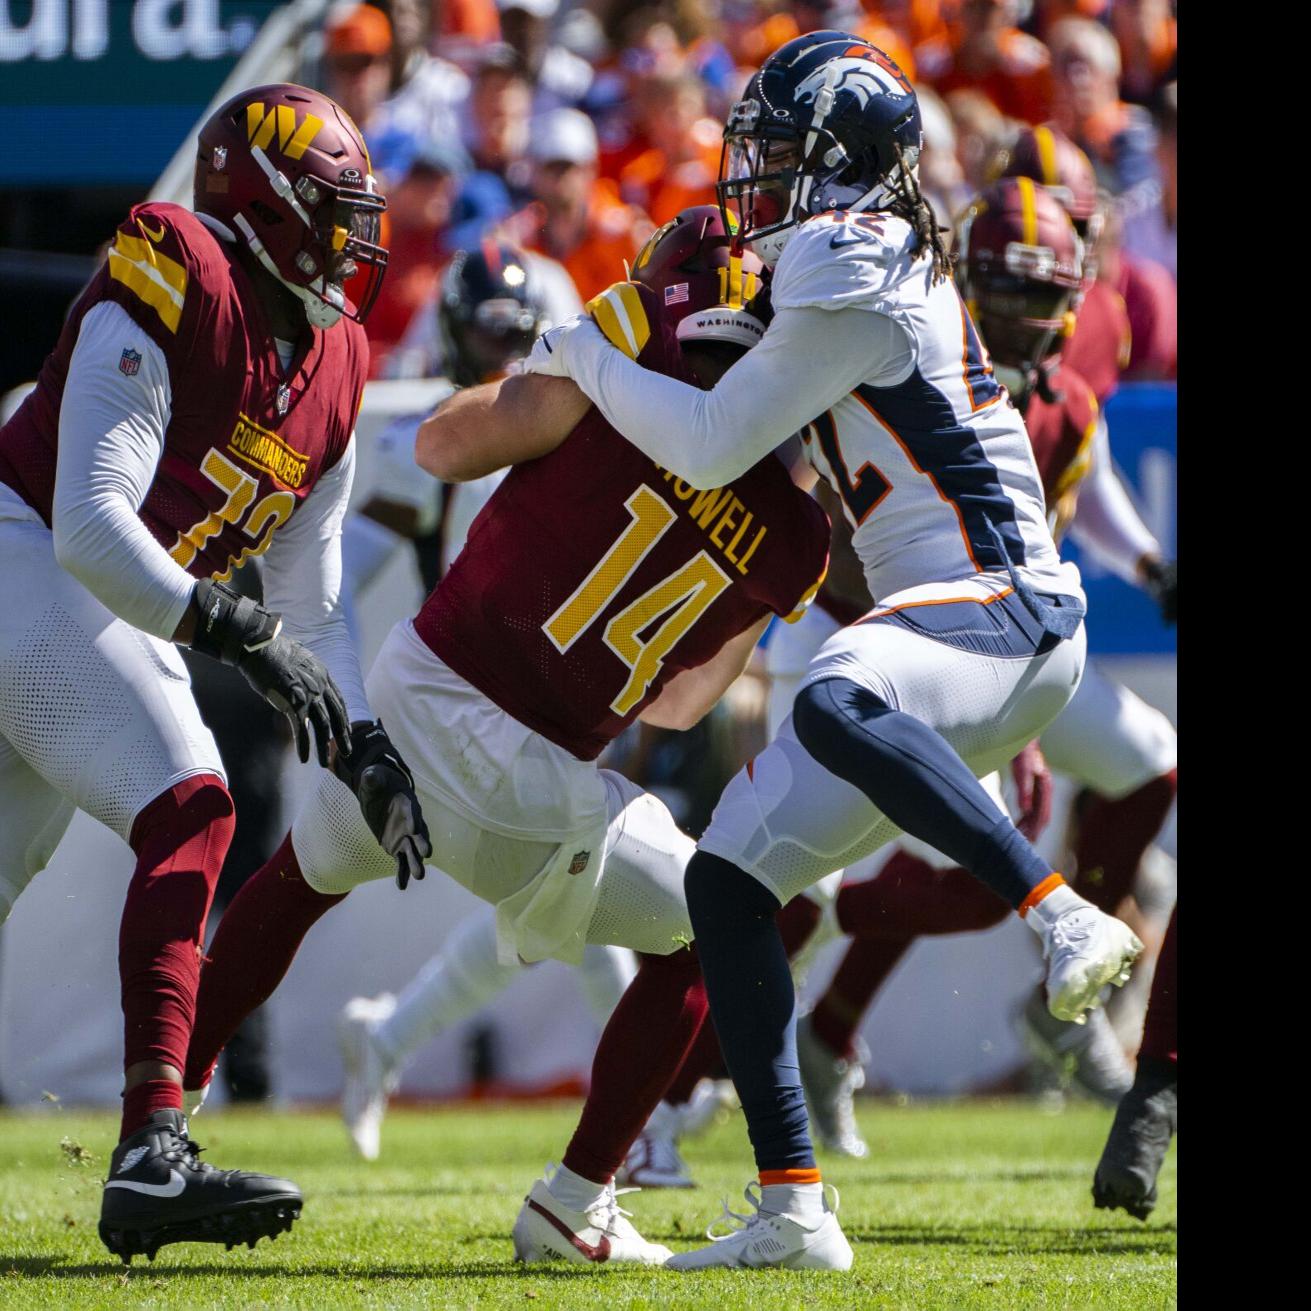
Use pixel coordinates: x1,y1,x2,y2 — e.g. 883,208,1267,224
336,238,634,1160
0,82,428,1261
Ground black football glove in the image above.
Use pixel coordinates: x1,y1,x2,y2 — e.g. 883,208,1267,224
1140,557,1177,626
188,578,352,767
333,720,432,890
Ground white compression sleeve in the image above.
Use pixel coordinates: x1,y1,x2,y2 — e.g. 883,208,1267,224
1067,416,1162,586
261,441,372,721
51,301,196,639
561,304,915,490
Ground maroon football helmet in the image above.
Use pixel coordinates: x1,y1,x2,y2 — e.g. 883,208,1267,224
629,205,770,349
194,83,388,328
955,177,1084,376
988,123,1104,285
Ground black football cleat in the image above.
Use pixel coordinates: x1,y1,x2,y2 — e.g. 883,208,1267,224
1092,1063,1177,1221
98,1109,301,1263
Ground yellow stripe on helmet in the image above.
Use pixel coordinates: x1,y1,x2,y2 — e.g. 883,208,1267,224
1018,176,1038,247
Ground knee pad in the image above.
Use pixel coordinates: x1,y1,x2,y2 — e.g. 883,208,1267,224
292,769,394,895
128,772,235,877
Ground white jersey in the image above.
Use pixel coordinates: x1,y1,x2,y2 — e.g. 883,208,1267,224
772,212,1079,604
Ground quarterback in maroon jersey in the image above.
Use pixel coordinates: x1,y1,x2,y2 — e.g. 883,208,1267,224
178,208,831,1265
0,83,428,1262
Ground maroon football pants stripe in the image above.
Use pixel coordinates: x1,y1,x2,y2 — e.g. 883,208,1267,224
120,773,233,1139
184,831,345,1092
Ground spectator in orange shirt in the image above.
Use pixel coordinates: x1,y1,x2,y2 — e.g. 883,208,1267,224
618,72,721,226
731,0,916,78
506,108,651,302
915,0,1054,125
1109,0,1176,106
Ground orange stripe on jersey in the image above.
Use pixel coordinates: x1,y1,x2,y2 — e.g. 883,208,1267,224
1018,872,1066,918
853,391,984,572
861,586,1014,623
759,1167,822,1186
108,230,187,333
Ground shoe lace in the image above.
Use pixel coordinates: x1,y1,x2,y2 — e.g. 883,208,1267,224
705,1182,765,1242
591,1180,640,1234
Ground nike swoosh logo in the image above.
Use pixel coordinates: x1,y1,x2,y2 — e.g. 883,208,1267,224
138,219,166,243
527,1198,611,1262
104,1169,186,1198
829,234,864,250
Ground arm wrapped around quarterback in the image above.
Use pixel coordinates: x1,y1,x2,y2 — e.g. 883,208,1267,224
333,721,432,890
261,441,372,722
51,301,196,640
529,305,910,490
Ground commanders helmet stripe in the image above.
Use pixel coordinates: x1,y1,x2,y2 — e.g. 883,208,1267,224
1035,126,1059,187
1018,176,1038,247
108,232,187,333
784,567,827,624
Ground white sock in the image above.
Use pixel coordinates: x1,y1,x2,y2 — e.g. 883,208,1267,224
547,1163,607,1212
1024,881,1091,939
760,1181,825,1221
374,908,521,1064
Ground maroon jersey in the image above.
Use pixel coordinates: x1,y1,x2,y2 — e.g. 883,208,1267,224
1024,361,1099,541
1064,280,1132,405
416,284,831,761
0,202,367,581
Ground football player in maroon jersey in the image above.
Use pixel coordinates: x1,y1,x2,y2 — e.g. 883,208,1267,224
792,179,1177,1201
178,207,832,1264
0,84,429,1262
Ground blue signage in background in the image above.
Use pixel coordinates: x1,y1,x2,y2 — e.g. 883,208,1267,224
1,0,280,186
1062,383,1177,656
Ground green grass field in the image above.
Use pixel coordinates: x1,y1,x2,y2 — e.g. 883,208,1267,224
0,1099,1175,1309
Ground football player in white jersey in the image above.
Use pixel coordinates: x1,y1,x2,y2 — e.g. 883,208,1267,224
526,31,1144,1271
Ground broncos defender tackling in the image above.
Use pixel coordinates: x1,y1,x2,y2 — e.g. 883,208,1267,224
527,32,1143,1269
0,84,429,1262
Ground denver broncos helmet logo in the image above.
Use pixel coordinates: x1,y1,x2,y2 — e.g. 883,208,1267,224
796,53,912,111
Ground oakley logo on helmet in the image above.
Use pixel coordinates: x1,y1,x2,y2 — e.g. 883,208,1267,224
245,103,323,161
339,167,364,186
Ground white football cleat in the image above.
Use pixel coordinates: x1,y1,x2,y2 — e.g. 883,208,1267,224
666,1181,853,1271
796,1015,870,1159
618,1130,696,1190
338,994,399,1161
1041,907,1144,1023
512,1174,673,1266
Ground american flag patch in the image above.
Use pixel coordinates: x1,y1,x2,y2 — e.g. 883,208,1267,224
664,283,689,305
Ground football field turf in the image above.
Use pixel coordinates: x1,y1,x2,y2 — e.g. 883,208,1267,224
0,1098,1175,1309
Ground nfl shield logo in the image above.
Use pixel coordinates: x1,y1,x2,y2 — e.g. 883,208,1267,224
567,851,591,876
276,384,291,416
118,348,141,377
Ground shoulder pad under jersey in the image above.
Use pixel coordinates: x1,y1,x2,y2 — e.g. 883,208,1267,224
771,212,921,314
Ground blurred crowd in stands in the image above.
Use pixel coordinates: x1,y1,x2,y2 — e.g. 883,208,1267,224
313,0,1176,382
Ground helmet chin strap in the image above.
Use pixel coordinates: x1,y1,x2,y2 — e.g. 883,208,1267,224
233,213,344,329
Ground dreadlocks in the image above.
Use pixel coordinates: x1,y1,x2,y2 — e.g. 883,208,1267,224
892,143,953,284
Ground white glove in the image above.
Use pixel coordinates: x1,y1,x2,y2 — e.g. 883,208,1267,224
523,314,584,377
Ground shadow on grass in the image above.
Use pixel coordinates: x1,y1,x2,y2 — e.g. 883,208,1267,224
839,1221,1177,1258
0,1255,603,1281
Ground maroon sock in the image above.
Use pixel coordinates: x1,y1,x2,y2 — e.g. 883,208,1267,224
120,774,233,1140
810,938,911,1059
1074,769,1177,912
562,948,707,1184
664,895,822,1105
121,1079,183,1136
808,850,1011,1059
1139,905,1177,1071
835,849,1010,940
184,832,345,1091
